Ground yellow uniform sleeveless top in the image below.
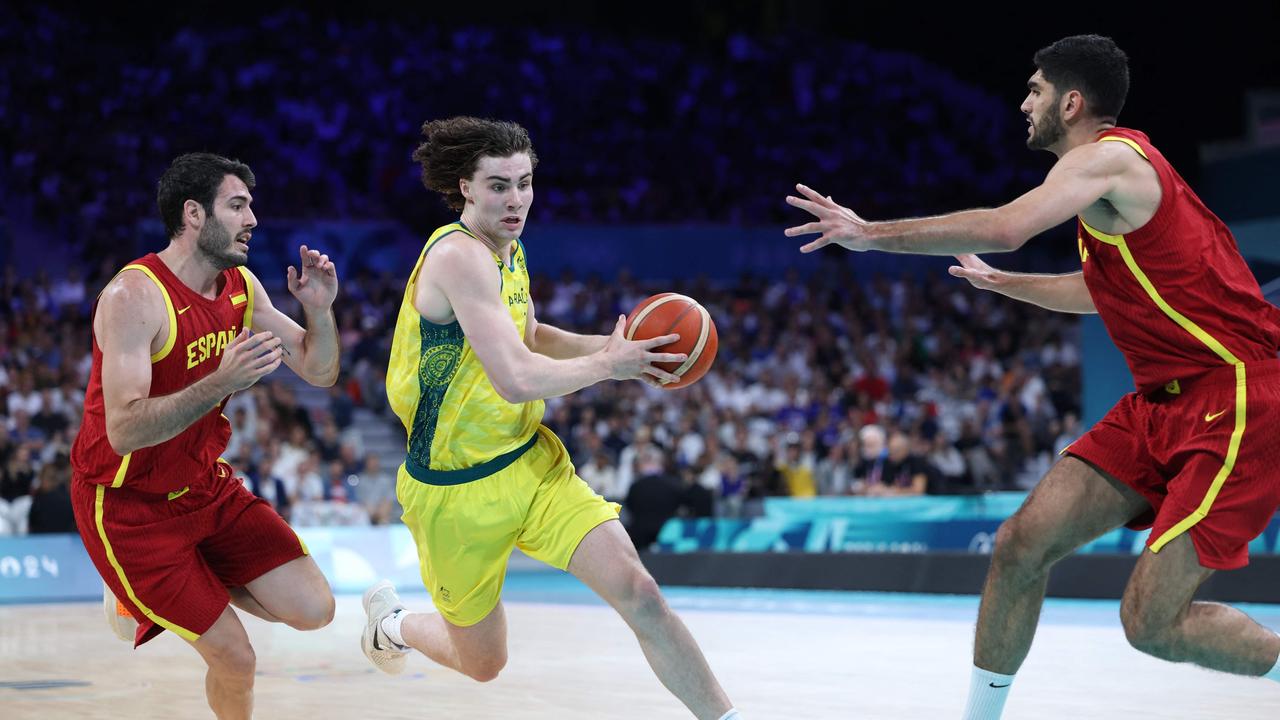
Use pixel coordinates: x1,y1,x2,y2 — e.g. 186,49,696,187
387,222,544,483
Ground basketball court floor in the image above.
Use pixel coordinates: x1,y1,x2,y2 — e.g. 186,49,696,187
3,570,1277,719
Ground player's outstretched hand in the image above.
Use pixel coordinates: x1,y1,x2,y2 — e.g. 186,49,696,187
602,315,687,385
214,328,284,393
287,244,339,310
784,184,871,253
948,254,1006,292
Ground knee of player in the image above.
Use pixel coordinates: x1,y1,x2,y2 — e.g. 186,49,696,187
619,573,669,623
991,517,1050,572
209,641,257,680
313,591,337,628
463,654,507,683
1119,604,1175,657
287,592,336,631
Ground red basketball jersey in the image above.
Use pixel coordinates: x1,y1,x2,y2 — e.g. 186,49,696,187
71,254,256,493
1078,128,1280,394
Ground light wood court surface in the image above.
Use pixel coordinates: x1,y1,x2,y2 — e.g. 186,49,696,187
2,588,1279,718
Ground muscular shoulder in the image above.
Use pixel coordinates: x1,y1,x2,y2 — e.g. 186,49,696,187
424,232,498,286
1056,140,1141,177
100,269,165,321
96,269,167,347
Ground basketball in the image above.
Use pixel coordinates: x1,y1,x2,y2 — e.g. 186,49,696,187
624,293,718,389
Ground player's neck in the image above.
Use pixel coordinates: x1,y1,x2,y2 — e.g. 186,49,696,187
157,243,224,298
1054,119,1118,158
458,211,515,263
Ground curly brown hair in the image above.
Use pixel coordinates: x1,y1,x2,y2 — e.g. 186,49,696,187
412,117,538,211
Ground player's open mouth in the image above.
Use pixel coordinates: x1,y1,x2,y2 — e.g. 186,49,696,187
236,235,251,249
501,217,521,228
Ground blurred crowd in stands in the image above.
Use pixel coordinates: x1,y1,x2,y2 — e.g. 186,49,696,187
2,7,1042,262
0,262,1082,541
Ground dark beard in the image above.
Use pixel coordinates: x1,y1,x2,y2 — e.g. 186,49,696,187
1026,102,1066,150
196,219,244,270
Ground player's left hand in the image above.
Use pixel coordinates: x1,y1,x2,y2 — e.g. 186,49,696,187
287,245,339,309
785,184,872,253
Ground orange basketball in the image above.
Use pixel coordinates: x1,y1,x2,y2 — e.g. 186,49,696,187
624,293,718,390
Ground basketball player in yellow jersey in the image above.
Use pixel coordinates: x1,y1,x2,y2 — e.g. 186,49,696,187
360,117,741,720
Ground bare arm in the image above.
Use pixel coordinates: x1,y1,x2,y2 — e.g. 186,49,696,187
100,271,284,456
243,246,340,387
785,141,1132,255
429,236,683,403
523,300,608,359
948,254,1096,314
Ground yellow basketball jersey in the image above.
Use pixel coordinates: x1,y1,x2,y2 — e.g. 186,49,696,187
387,222,544,481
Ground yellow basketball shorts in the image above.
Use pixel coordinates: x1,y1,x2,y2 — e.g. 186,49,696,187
396,425,620,626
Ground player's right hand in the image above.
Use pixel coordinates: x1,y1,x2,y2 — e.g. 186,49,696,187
948,254,1005,291
602,315,686,385
213,328,284,393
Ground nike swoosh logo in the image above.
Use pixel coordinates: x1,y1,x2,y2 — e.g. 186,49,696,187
167,486,190,501
1204,409,1228,423
177,305,192,315
989,682,1011,688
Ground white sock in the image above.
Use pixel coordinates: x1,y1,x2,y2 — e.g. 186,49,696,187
379,609,409,650
716,710,740,720
961,666,1015,720
1264,652,1280,682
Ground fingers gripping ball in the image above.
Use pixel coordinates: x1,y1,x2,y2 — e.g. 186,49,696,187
625,293,718,389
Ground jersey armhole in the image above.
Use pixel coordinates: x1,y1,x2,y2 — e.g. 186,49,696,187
120,264,178,363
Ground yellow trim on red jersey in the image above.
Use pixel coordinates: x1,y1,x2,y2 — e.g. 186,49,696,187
94,485,200,642
235,267,255,330
1076,220,1247,554
109,453,132,489
121,264,178,363
1098,135,1149,160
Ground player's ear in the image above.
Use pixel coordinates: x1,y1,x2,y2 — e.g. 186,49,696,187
1063,89,1083,121
459,178,472,204
183,199,204,231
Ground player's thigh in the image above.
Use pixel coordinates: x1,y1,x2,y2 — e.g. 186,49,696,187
1001,455,1150,563
76,482,230,645
241,555,334,628
1121,532,1212,638
515,427,620,571
199,481,309,588
566,518,656,609
445,601,510,670
399,466,524,627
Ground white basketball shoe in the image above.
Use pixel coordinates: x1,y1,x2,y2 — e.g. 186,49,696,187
362,580,410,675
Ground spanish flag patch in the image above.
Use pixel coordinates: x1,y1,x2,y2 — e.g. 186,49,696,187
230,293,247,307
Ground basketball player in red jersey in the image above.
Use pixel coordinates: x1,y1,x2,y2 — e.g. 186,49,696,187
785,35,1280,719
71,153,340,719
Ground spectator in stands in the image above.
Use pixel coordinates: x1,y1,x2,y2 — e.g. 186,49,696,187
865,432,929,497
852,424,888,495
623,447,686,550
775,434,817,498
28,456,75,534
928,433,969,493
355,454,399,525
580,450,622,502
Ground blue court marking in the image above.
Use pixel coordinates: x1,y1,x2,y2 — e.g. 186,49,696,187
490,570,1280,630
0,680,93,691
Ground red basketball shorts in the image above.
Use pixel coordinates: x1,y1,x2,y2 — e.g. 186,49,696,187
1067,358,1280,570
72,460,308,646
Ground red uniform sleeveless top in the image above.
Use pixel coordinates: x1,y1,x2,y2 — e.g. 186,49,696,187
71,254,255,493
1078,128,1280,394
